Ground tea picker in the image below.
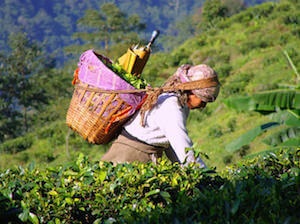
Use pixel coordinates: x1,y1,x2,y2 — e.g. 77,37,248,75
66,30,160,144
101,64,221,165
66,28,219,168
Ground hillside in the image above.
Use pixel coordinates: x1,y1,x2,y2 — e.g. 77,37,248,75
0,0,274,65
0,0,299,171
142,0,300,168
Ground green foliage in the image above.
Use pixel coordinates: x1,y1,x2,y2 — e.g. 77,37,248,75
222,73,254,97
199,0,246,31
224,89,300,153
228,1,275,24
224,90,300,112
0,0,276,61
167,48,193,67
109,63,149,89
283,49,300,82
202,0,228,28
36,121,68,148
270,109,300,127
0,32,55,141
225,122,280,153
141,52,174,86
209,125,224,138
227,118,237,132
1,0,300,183
240,36,271,54
0,135,34,154
0,148,299,223
263,127,300,146
70,3,145,57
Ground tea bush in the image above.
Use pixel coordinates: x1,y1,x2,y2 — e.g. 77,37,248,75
0,134,34,154
0,148,299,223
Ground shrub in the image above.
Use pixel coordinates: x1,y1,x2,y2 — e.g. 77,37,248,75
0,149,299,223
37,122,67,147
208,124,224,137
216,64,232,79
222,72,253,97
227,118,237,132
168,48,192,67
0,148,300,223
282,12,300,25
0,135,33,154
240,38,270,55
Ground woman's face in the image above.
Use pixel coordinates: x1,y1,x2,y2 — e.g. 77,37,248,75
187,93,207,109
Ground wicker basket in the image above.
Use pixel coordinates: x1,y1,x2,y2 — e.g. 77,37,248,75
66,82,134,144
66,50,145,144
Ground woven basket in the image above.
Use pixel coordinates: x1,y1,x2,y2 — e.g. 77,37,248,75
66,82,135,144
66,50,145,144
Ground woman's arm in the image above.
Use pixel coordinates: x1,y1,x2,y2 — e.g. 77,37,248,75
155,96,196,164
155,95,206,167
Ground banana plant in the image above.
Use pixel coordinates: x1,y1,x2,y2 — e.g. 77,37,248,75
224,49,300,153
224,89,300,153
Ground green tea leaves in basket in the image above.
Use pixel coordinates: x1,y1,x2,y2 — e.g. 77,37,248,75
110,62,149,89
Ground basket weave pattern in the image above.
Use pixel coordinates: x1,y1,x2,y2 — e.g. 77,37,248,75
66,82,133,144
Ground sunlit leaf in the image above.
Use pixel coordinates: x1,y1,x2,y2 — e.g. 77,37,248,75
226,122,280,152
145,189,160,197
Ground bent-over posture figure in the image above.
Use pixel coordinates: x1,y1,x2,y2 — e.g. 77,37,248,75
101,64,220,167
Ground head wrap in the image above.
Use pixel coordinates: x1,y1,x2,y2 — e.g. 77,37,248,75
174,64,220,102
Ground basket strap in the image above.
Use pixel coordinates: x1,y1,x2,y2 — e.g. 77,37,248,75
74,77,219,94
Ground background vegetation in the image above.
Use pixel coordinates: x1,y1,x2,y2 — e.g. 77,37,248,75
0,0,299,222
1,0,298,171
0,0,275,64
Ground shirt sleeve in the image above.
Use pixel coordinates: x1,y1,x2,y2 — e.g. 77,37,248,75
154,95,194,164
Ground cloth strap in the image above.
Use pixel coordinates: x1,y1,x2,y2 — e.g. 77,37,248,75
74,77,219,94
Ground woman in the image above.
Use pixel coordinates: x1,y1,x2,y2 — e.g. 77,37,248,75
101,64,220,167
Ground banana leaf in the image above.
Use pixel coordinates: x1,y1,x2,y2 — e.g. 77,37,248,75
262,127,300,147
269,109,300,127
225,122,280,153
224,89,300,154
280,138,300,146
254,90,299,110
223,90,300,113
223,96,257,112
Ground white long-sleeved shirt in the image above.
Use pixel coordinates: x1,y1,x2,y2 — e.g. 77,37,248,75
124,92,206,167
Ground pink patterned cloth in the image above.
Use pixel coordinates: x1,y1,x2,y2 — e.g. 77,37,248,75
77,49,145,113
174,64,220,102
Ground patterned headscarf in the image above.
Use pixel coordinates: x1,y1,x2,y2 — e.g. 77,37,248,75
173,64,220,102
